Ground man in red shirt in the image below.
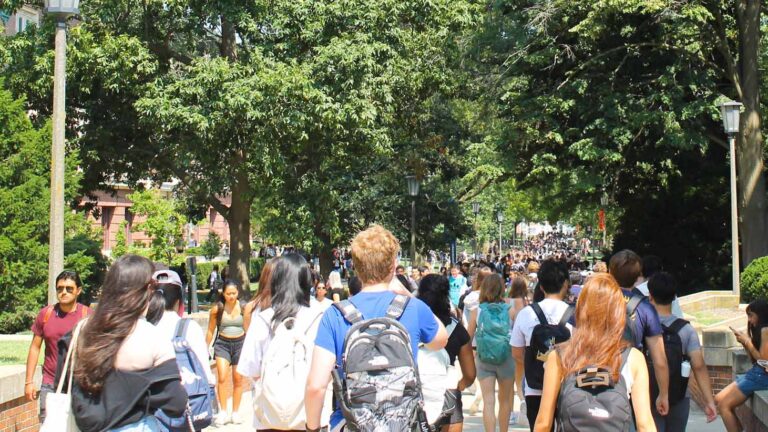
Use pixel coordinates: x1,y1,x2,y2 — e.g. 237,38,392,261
24,270,92,421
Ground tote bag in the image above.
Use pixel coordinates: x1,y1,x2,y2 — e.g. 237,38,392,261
40,319,86,432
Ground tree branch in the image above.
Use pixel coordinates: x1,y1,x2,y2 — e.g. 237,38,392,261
709,1,743,99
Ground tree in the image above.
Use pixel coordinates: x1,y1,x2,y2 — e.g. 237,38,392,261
127,189,187,264
201,232,221,261
0,80,105,332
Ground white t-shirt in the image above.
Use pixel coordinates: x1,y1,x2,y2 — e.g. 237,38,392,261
155,311,215,383
462,290,480,329
237,304,328,429
310,296,334,311
634,281,684,319
509,299,573,396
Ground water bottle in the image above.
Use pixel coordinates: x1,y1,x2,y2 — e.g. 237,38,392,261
681,360,691,378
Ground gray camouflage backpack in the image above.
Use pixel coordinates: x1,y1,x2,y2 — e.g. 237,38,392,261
331,295,431,432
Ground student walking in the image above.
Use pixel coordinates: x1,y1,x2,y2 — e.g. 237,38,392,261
237,253,328,431
467,273,520,432
417,274,476,432
244,261,274,331
647,272,717,431
510,260,572,430
716,299,768,432
533,273,656,432
25,270,92,422
206,280,246,425
305,224,448,432
71,255,188,431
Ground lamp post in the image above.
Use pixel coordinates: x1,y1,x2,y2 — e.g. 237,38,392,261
406,176,420,266
44,0,79,305
720,101,743,298
496,210,504,254
472,202,480,258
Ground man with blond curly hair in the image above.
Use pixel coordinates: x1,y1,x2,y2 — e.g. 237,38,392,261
305,224,448,431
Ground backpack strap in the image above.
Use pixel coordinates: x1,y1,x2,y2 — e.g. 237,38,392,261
304,311,324,335
559,306,574,327
386,294,410,320
42,305,54,326
626,295,643,317
334,300,364,324
666,318,690,334
531,302,548,325
80,304,89,320
175,318,191,339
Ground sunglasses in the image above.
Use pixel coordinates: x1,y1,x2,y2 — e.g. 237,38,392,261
56,286,75,294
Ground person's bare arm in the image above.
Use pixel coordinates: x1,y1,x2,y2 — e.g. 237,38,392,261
305,347,336,429
205,307,217,346
512,345,525,397
646,334,669,416
25,335,43,401
629,349,656,432
424,315,448,351
533,351,563,432
690,350,717,422
456,343,476,391
242,302,253,333
467,308,478,340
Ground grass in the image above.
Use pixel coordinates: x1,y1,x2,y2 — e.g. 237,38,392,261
0,340,41,366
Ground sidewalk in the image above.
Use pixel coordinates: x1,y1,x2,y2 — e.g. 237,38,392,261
211,390,725,431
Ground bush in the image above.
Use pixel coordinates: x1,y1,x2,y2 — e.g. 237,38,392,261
187,258,266,291
741,256,768,303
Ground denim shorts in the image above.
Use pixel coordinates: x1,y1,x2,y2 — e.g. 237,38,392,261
109,416,161,432
737,364,768,397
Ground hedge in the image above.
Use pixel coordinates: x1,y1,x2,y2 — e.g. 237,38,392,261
742,256,768,303
188,257,265,291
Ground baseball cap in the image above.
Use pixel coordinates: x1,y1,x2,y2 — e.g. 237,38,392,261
152,269,183,288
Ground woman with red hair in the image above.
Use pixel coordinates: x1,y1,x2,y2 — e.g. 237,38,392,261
533,273,656,432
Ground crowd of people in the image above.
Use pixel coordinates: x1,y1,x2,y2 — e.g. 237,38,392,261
22,224,768,432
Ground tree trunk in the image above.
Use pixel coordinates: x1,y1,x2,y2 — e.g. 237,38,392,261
737,0,768,267
315,227,334,280
228,163,252,298
220,15,238,62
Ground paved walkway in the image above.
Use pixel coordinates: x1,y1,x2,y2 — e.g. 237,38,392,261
211,389,725,431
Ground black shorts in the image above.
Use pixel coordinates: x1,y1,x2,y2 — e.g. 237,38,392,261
213,335,245,365
435,388,464,427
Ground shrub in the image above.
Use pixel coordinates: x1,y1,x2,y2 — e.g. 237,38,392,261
741,256,768,303
187,258,266,291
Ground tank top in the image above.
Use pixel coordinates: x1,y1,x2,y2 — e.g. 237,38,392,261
219,305,245,338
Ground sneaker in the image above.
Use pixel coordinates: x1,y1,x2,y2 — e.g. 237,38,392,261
518,402,529,427
214,412,230,427
231,412,243,424
509,411,519,425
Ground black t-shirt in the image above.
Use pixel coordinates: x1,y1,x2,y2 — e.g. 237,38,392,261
444,321,471,365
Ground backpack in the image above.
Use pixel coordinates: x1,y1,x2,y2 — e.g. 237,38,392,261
647,319,690,405
253,309,323,430
156,319,215,432
331,295,430,432
418,319,458,426
624,294,644,349
476,303,511,365
418,319,458,376
524,303,574,390
556,348,632,432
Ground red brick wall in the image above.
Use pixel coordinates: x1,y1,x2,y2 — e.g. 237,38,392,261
0,396,39,432
709,364,735,394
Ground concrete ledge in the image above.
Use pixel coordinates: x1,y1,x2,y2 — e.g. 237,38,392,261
0,366,40,405
702,327,739,348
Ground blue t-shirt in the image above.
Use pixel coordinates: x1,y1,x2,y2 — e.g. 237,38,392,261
314,291,439,427
623,288,663,349
448,275,467,307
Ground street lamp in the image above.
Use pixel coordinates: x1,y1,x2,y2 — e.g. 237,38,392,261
472,202,480,258
406,175,420,266
44,0,79,305
720,100,743,298
496,210,504,254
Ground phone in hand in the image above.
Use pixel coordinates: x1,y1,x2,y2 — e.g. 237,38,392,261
758,359,768,369
730,326,739,334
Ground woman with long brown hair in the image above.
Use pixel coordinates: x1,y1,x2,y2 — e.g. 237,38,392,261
533,273,655,432
72,255,187,431
244,260,274,331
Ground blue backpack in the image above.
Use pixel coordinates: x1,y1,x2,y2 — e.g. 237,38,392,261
156,318,215,432
476,302,511,365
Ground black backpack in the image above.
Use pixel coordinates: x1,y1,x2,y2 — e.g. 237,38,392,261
624,294,644,349
647,319,690,405
524,303,574,390
557,349,632,432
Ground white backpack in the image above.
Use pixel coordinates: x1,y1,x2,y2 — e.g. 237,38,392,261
254,310,323,430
